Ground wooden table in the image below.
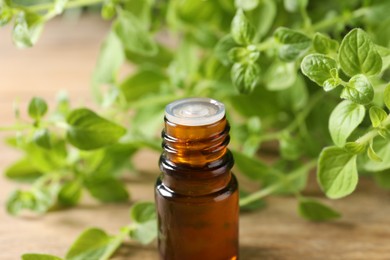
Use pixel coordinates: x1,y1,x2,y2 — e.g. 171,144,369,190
1,15,390,260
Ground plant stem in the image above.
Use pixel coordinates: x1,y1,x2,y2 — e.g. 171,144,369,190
0,124,31,131
356,114,390,144
258,91,324,142
311,8,365,31
100,225,131,260
285,90,324,133
15,0,103,13
239,160,317,207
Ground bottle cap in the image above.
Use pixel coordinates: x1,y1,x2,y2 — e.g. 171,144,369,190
165,97,225,126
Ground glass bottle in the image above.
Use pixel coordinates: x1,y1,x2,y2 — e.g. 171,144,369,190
155,97,239,260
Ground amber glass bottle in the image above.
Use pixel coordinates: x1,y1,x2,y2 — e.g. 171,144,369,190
155,98,239,260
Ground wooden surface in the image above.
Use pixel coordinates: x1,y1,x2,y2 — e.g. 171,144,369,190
1,15,390,260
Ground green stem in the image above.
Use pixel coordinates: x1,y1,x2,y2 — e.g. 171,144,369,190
285,90,324,132
239,159,317,207
0,124,31,131
258,91,324,142
101,225,130,260
14,0,103,13
311,8,365,31
356,114,390,144
300,6,312,31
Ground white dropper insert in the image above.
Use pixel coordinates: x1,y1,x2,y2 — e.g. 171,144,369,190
165,97,225,126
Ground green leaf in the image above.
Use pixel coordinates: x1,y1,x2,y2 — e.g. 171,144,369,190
317,146,358,199
265,61,296,90
130,202,156,223
85,178,129,203
12,11,44,48
58,180,82,206
31,182,61,214
28,97,48,120
120,69,167,103
232,150,274,181
300,54,338,88
338,28,382,77
33,129,51,149
5,182,59,215
25,141,67,173
22,254,63,260
298,198,341,221
367,142,382,162
362,138,390,171
66,228,121,260
277,75,308,112
231,62,260,94
66,108,126,150
369,106,387,128
235,0,259,10
101,2,116,20
231,9,255,45
125,43,173,67
92,31,124,101
0,2,13,26
274,27,311,61
279,132,302,160
129,202,157,244
328,100,365,147
6,190,36,215
114,10,157,56
313,33,339,54
283,0,308,12
341,74,374,105
246,0,276,40
214,35,238,66
5,158,42,182
384,84,390,110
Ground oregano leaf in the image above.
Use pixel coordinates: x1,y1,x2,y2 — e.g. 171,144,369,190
300,54,338,88
313,32,339,54
338,28,382,77
298,198,341,221
328,100,365,147
274,27,311,61
66,108,126,150
231,62,260,94
235,0,259,11
65,228,121,260
85,178,129,202
340,74,374,105
28,97,48,120
129,202,157,244
362,138,390,171
214,35,238,66
317,146,358,199
58,180,82,206
369,106,387,128
33,129,51,149
231,9,255,45
367,142,382,162
384,83,390,110
114,10,157,56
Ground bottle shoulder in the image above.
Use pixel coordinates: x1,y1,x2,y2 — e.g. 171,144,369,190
155,174,238,203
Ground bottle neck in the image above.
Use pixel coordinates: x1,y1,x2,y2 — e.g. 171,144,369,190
162,117,230,167
159,117,233,195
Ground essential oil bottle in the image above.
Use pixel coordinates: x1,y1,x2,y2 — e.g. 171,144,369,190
155,97,239,260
